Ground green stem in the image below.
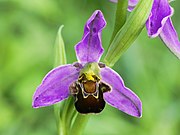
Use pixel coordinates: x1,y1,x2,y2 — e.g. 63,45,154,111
66,98,78,128
54,103,61,125
54,101,67,135
70,114,90,135
58,118,67,135
61,98,74,135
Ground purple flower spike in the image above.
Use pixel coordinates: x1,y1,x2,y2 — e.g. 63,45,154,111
110,0,180,59
33,10,142,117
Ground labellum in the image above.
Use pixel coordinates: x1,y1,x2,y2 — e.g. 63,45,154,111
70,71,111,114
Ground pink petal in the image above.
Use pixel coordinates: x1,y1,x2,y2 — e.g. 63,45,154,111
75,10,106,64
101,67,142,117
33,64,79,108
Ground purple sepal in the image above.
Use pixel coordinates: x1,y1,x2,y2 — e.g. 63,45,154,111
101,67,142,117
33,64,79,108
75,10,106,64
146,0,173,38
160,18,180,59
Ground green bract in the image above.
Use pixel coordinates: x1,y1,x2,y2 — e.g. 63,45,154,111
53,26,89,135
110,0,128,43
54,25,67,67
104,0,153,67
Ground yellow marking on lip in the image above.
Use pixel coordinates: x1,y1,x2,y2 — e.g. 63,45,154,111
79,62,101,81
85,72,95,81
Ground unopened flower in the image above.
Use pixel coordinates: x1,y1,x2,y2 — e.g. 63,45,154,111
110,0,138,11
32,10,142,117
111,0,180,59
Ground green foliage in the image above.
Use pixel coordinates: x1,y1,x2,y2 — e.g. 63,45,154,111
104,0,153,67
54,25,67,67
0,0,180,135
109,0,128,44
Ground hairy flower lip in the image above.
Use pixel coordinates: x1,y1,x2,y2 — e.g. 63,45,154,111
32,10,142,117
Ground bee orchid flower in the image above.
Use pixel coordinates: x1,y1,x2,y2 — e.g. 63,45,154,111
32,10,142,117
110,0,180,59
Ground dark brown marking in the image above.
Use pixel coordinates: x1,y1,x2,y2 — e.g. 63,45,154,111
74,85,105,114
70,76,111,114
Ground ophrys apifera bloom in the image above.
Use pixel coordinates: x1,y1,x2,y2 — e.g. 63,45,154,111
32,10,142,117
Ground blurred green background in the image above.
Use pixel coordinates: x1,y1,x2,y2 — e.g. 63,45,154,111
0,0,180,135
